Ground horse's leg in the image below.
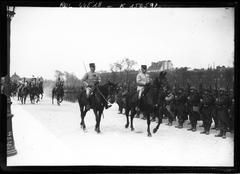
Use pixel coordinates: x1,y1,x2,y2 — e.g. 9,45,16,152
24,95,26,104
130,107,136,131
125,108,130,128
57,95,60,106
146,112,152,137
153,107,162,133
94,110,98,132
80,104,87,130
52,91,54,105
36,94,39,103
94,108,102,134
97,108,104,133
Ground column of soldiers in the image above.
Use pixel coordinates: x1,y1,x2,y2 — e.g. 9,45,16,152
163,85,233,139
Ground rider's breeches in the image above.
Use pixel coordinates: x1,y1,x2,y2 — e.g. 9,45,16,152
86,87,91,98
137,86,144,99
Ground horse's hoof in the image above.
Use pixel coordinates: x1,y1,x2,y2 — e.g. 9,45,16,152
125,124,129,128
131,127,135,131
95,128,101,133
153,128,157,133
148,133,152,137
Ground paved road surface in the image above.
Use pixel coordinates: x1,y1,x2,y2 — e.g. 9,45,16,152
7,96,233,166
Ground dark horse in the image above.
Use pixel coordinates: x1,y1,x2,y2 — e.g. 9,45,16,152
77,81,118,133
52,85,64,105
18,84,30,104
124,72,168,137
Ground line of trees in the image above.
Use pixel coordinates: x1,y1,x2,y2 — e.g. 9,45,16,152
12,58,233,102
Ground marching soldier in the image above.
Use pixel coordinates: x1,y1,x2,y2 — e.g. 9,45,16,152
187,86,201,131
175,87,188,128
199,89,215,135
82,63,112,110
215,88,231,138
165,88,175,126
136,65,151,112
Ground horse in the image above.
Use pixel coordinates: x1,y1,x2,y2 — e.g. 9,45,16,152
77,81,118,133
52,85,64,105
115,85,127,114
124,71,169,136
29,84,40,104
18,84,30,104
38,81,44,100
10,80,18,97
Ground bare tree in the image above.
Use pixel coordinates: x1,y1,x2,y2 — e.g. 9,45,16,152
54,70,64,80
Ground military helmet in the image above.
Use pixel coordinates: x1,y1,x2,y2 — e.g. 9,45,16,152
219,87,226,92
178,88,184,92
190,86,196,92
203,89,211,94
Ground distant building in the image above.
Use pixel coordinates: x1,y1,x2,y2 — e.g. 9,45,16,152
148,60,174,72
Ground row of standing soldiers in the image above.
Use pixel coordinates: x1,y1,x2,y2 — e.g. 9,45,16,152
117,78,234,139
164,86,234,139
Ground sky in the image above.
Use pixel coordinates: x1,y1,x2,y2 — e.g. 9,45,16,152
10,7,234,80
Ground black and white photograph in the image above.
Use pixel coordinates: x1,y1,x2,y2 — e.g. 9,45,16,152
1,3,235,169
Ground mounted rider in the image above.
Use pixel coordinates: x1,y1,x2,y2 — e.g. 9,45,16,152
82,63,112,110
136,65,151,111
55,77,64,88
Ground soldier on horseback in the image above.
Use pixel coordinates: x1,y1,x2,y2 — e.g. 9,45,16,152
136,65,151,112
82,63,112,110
55,77,64,88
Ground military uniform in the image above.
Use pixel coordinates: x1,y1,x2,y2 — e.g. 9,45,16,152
200,89,215,135
82,71,101,97
82,63,111,110
175,88,188,128
136,66,150,99
215,89,231,138
187,87,201,131
165,90,175,126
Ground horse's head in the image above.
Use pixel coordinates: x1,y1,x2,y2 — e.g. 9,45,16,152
156,71,168,89
106,81,119,103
